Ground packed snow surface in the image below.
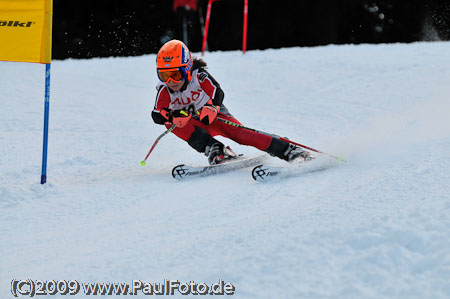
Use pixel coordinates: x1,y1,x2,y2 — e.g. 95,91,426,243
1,42,450,298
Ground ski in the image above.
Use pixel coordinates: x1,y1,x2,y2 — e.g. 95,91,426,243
252,158,339,182
172,154,268,180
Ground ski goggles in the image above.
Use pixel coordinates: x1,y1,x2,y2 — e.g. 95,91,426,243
157,67,188,83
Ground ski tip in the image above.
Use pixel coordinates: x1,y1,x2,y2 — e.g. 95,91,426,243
172,164,186,180
252,164,285,182
251,164,265,181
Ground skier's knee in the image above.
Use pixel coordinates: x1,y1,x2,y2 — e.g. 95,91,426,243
187,126,217,153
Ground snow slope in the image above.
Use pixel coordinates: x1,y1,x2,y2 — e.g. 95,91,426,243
1,42,450,298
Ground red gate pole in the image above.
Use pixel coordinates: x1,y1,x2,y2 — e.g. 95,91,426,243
201,0,214,56
242,0,248,54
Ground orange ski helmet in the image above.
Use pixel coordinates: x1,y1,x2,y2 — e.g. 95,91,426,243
156,40,193,83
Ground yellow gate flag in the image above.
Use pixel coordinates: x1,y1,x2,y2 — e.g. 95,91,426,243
0,0,52,63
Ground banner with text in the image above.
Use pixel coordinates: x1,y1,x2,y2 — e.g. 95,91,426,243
0,0,52,63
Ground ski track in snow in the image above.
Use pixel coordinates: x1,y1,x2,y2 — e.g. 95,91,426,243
1,42,450,298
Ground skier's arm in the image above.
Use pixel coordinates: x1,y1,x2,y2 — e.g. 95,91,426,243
151,86,171,125
197,70,224,107
197,70,224,124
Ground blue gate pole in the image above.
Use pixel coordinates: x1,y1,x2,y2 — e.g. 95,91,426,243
41,63,51,184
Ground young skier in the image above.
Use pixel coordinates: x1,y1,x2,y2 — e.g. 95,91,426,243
151,39,313,165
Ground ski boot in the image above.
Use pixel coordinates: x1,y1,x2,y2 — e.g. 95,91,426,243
284,144,314,162
265,138,314,162
205,142,238,165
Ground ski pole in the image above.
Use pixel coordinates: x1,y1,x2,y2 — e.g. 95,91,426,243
140,124,176,166
217,117,345,162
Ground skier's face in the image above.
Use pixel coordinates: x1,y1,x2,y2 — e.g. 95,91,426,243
167,79,185,92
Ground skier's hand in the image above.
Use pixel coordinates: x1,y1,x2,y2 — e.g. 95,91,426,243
198,105,219,125
151,108,172,125
159,108,171,122
170,109,192,128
